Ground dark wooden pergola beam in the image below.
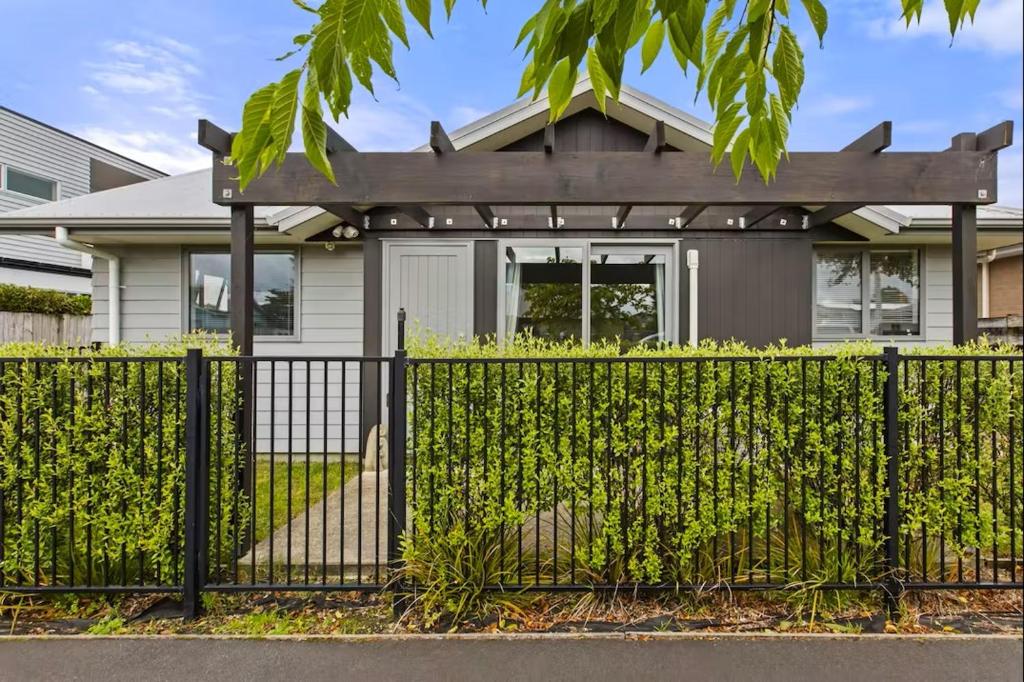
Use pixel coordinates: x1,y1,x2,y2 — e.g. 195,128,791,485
677,204,708,228
744,121,893,229
544,125,555,154
197,119,233,154
321,204,368,228
430,120,496,228
211,148,997,207
615,121,667,228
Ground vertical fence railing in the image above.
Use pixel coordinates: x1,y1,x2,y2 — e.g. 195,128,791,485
1,333,1020,610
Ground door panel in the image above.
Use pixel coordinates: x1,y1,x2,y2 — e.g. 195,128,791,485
383,242,474,354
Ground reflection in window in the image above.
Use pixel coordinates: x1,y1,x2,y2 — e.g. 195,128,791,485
815,252,863,336
504,246,582,341
4,167,57,201
590,252,667,349
870,251,920,336
189,252,296,337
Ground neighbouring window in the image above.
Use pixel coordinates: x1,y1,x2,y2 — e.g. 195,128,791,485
4,167,57,201
189,252,296,337
504,243,673,347
814,249,920,338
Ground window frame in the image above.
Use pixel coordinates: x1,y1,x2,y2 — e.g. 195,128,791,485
497,238,679,346
1,164,60,202
182,247,301,342
812,247,924,342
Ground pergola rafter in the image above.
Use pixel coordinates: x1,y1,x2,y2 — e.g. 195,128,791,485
197,115,1013,350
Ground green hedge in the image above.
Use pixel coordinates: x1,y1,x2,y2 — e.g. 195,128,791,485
0,336,242,587
405,336,1023,588
0,283,91,316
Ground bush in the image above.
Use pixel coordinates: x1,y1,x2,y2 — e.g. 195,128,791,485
403,335,1023,601
0,336,243,587
0,283,91,316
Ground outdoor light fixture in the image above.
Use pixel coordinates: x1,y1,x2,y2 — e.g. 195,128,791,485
331,225,360,239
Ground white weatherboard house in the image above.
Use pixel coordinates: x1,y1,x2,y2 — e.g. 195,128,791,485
0,106,165,294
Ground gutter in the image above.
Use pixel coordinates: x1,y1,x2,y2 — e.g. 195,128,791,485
54,227,119,345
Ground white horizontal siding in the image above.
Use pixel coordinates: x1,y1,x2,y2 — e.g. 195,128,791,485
95,243,367,453
923,245,953,344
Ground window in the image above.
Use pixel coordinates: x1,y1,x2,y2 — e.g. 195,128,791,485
814,249,920,338
188,252,297,337
503,242,674,347
3,166,57,201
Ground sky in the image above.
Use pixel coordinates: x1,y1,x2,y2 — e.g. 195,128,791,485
1,0,1021,206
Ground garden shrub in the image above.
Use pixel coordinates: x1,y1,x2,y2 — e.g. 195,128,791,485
0,336,244,587
0,283,91,316
404,335,1022,593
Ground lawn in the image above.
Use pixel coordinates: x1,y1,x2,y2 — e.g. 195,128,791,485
252,457,360,543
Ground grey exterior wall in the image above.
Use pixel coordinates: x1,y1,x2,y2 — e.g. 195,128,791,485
0,107,163,277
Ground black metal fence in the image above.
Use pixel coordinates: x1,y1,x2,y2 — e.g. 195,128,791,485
1,320,1020,615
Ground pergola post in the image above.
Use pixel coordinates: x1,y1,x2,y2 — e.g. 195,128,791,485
952,203,978,344
230,204,255,509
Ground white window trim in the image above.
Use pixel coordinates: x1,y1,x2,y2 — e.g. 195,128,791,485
181,247,302,342
0,164,60,202
812,247,925,342
497,238,680,346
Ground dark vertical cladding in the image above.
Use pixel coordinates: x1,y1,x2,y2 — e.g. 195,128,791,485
686,233,826,347
499,109,652,152
474,240,498,338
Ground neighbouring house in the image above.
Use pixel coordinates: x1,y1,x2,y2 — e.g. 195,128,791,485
0,106,165,294
978,241,1023,344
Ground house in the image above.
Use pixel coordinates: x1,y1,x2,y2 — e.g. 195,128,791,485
0,80,1019,355
978,241,1023,344
0,106,165,294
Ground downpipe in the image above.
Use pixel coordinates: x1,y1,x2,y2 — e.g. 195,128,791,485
54,226,120,345
686,249,699,346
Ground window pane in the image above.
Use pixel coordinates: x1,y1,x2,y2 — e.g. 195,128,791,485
869,251,920,336
504,246,582,341
189,253,296,337
590,252,668,349
815,252,862,335
6,168,56,200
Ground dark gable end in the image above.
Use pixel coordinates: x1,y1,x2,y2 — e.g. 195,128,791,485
499,109,657,152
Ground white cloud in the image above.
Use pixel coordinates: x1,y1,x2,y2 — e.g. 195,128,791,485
75,127,209,175
449,105,489,128
330,87,435,151
805,95,872,116
996,85,1023,110
86,38,206,119
869,0,1023,55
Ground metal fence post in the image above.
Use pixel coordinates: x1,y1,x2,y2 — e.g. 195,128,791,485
881,346,902,615
388,309,408,616
183,347,205,618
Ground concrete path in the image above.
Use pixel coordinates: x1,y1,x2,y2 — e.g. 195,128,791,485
3,633,1020,682
241,472,388,577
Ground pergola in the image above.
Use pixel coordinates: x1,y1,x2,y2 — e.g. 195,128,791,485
197,116,1014,357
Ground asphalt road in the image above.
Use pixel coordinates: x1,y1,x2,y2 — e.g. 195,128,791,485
1,632,1021,681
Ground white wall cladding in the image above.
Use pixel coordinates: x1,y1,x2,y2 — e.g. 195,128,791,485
1,107,163,276
92,243,366,454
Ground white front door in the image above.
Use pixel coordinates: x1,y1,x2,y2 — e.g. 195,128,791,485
382,242,474,354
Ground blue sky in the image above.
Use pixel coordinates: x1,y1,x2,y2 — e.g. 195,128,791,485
1,0,1021,205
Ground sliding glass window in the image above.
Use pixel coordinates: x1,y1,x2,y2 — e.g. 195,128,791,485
503,242,674,347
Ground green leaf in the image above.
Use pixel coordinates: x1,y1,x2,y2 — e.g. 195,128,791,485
772,25,804,110
444,0,456,19
730,127,751,180
640,20,665,73
267,68,303,165
301,69,336,184
800,0,828,46
382,0,410,48
587,47,609,114
711,100,743,165
592,0,618,32
547,57,576,121
406,0,433,36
